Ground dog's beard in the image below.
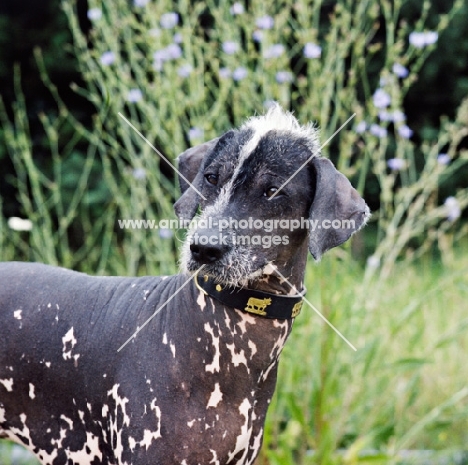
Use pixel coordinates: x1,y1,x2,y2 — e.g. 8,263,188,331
179,235,266,287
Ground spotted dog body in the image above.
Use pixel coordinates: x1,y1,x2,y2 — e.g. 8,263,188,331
0,104,369,464
0,264,287,464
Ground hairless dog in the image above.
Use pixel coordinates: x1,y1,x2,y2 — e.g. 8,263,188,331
0,104,369,464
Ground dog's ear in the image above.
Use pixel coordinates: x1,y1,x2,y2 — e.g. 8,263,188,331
173,138,219,220
308,157,370,260
177,138,219,194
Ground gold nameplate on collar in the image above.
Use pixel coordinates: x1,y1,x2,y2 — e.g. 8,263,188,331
292,300,303,318
245,297,272,316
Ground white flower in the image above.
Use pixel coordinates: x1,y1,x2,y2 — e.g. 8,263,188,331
409,31,438,48
87,8,102,21
160,12,179,29
369,124,388,138
366,255,380,270
100,51,116,66
177,64,193,78
437,153,451,165
397,124,413,139
387,158,406,171
392,63,409,78
372,88,391,108
134,0,150,6
222,41,239,54
230,3,244,15
173,33,183,44
263,44,285,59
8,217,33,232
276,71,293,83
233,67,248,81
444,196,461,221
304,42,321,59
127,89,142,103
256,15,274,29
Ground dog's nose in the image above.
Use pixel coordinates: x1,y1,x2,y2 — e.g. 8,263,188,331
189,229,229,264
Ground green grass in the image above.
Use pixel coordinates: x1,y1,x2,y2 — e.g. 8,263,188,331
261,247,468,464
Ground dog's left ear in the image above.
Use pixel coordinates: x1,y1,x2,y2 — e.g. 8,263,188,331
308,157,370,261
173,138,219,220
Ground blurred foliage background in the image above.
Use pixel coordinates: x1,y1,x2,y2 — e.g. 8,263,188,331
0,0,467,220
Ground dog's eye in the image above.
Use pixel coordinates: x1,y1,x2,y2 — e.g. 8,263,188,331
205,174,218,186
264,187,279,198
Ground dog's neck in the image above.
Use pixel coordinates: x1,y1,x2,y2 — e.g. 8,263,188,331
248,242,308,296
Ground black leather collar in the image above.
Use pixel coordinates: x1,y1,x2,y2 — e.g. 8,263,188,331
194,274,304,319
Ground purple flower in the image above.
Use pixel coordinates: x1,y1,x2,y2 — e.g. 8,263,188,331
304,42,321,59
222,41,239,55
409,31,438,48
166,43,182,59
159,227,174,239
189,127,204,141
437,153,451,165
256,15,274,29
355,121,367,133
173,32,183,43
392,110,406,122
263,44,285,59
392,63,409,78
134,0,150,6
219,68,232,79
397,124,413,139
160,12,179,29
373,88,391,108
127,89,143,103
369,124,388,138
87,8,102,21
252,30,264,43
263,99,276,109
387,158,406,171
100,51,116,66
444,196,461,221
132,168,146,179
378,110,392,122
230,3,244,15
152,44,182,70
276,71,293,84
233,67,248,81
177,64,193,78
153,43,182,64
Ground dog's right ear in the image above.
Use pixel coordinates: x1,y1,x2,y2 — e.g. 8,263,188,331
173,137,219,220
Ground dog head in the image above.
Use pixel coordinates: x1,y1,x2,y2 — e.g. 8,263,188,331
174,104,370,286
